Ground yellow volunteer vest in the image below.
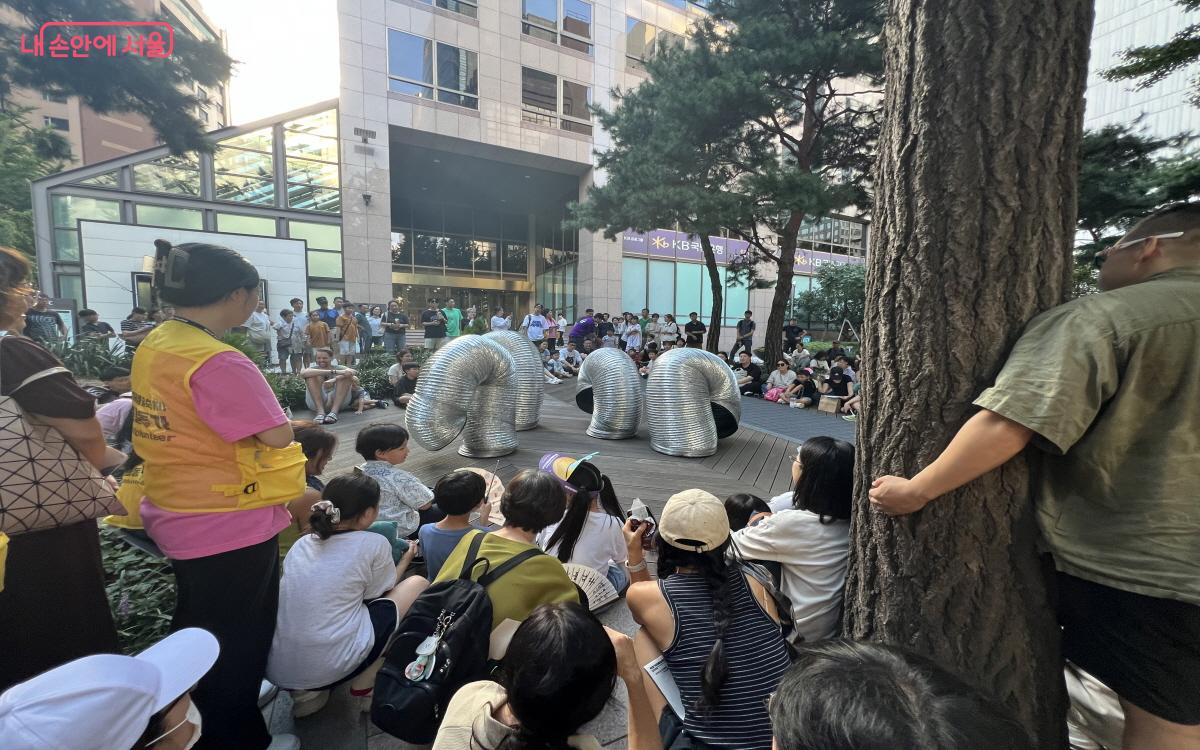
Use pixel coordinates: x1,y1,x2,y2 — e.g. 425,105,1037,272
103,463,146,530
131,320,306,513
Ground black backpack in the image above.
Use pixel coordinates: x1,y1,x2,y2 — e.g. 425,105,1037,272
371,532,544,743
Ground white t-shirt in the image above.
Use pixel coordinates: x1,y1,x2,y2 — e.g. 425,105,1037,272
268,531,396,689
767,369,797,389
245,310,272,343
491,315,511,331
732,505,850,642
536,511,627,575
521,314,548,340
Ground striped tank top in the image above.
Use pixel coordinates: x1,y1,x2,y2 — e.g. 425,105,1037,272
659,569,791,750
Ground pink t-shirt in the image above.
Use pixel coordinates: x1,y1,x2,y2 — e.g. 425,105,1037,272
141,352,291,560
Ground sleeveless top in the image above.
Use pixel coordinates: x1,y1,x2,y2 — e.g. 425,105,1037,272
659,569,791,750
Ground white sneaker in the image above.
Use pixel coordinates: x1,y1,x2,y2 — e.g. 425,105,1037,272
258,679,279,708
267,733,301,750
290,688,330,718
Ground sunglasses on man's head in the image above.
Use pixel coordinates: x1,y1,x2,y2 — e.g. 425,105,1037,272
1093,231,1184,268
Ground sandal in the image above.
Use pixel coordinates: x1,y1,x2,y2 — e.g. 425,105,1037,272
324,413,339,424
314,413,326,424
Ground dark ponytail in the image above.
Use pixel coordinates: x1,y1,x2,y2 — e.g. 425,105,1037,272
544,462,624,563
309,471,380,540
657,537,734,715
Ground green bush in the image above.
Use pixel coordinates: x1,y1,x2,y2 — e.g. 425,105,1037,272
44,337,131,378
221,331,264,367
99,525,176,655
357,364,393,399
264,372,309,410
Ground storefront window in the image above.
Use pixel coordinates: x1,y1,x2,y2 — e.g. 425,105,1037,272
135,204,203,230
50,194,120,261
133,154,200,196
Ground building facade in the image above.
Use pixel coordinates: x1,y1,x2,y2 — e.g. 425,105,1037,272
10,0,231,166
1086,0,1200,139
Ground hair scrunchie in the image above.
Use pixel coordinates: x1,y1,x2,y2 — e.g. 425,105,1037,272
311,499,341,524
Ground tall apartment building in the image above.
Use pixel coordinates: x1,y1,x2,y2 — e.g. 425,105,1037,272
1086,0,1200,139
10,0,231,166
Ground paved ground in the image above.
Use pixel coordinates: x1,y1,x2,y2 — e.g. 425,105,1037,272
279,381,857,748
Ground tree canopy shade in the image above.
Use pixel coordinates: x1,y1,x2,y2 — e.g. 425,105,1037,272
0,108,69,263
699,0,881,366
0,0,233,154
569,35,757,352
793,262,865,328
1104,0,1200,107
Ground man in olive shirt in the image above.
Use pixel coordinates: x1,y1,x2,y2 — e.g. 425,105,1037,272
871,203,1200,748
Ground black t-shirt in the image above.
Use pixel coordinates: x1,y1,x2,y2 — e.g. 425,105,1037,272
383,311,409,332
597,320,615,338
395,376,419,397
782,325,802,344
794,379,817,399
826,378,850,397
684,320,706,344
741,362,763,384
80,321,114,337
736,319,755,338
828,346,846,359
420,309,446,338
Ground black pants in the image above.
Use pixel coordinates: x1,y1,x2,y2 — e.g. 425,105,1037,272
730,337,753,359
171,536,280,750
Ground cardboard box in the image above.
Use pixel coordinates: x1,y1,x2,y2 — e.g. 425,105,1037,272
818,395,841,414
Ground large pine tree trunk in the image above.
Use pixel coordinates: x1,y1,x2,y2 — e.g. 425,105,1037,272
844,0,1093,745
699,234,724,353
763,212,804,366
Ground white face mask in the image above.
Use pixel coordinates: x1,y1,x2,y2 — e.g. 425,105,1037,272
147,699,202,749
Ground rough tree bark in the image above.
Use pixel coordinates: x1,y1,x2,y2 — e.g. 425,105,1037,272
699,234,724,353
844,0,1093,746
762,211,804,366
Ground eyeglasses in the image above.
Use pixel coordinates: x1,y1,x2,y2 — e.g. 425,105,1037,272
1093,232,1184,268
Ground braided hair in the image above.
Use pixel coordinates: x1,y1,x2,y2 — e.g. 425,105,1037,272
656,536,735,715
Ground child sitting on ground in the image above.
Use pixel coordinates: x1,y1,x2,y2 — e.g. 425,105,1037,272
545,349,573,379
351,385,390,414
267,472,428,717
357,423,441,539
535,453,628,592
418,470,494,580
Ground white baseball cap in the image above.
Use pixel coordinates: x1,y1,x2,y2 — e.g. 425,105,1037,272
0,628,219,750
659,489,730,552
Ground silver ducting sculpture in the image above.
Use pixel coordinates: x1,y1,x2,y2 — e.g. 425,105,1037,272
483,330,544,431
405,336,519,458
575,347,643,439
645,348,740,457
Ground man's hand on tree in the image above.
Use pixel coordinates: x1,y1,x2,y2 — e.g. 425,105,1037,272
869,476,932,516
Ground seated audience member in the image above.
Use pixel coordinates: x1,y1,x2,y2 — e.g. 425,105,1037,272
782,368,819,408
96,393,133,442
808,351,831,377
769,640,1032,750
536,339,551,363
840,390,862,422
723,492,772,532
536,453,629,592
734,437,853,642
351,385,390,414
0,628,218,750
301,347,356,424
765,360,797,400
627,490,791,750
735,351,764,396
819,366,853,404
434,470,579,633
268,473,427,716
638,344,659,378
718,351,732,366
581,338,596,356
279,421,338,557
83,365,132,405
356,423,439,538
390,363,420,407
561,341,584,374
546,349,573,379
788,344,813,370
827,340,847,359
419,470,493,580
833,356,856,381
434,602,660,750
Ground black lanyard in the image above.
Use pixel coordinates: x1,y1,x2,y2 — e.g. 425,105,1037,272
172,316,219,339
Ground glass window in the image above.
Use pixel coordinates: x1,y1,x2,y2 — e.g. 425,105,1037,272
521,67,557,126
561,80,590,121
523,0,591,53
289,221,342,252
472,239,499,275
435,43,478,108
133,154,200,195
562,0,592,51
656,30,685,55
284,109,338,139
622,257,647,313
44,116,69,131
437,0,478,19
626,17,655,61
220,128,272,152
388,29,434,98
502,242,528,275
53,229,79,261
215,172,275,205
675,262,702,316
135,204,203,230
73,170,120,188
51,194,120,228
414,234,445,269
522,0,557,36
648,260,674,315
285,158,339,188
215,128,274,206
444,236,476,271
663,0,687,8
132,272,153,309
391,230,412,267
284,129,338,162
724,272,748,326
308,250,343,278
57,274,82,303
216,212,275,236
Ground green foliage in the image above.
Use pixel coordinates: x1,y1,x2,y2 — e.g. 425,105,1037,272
221,331,264,367
99,525,175,655
0,108,69,262
792,263,867,327
43,335,131,377
0,0,234,154
264,372,308,410
1104,0,1200,107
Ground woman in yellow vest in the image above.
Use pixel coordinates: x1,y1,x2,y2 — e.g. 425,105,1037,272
133,240,304,750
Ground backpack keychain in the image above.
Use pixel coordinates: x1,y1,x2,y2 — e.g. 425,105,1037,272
405,611,453,682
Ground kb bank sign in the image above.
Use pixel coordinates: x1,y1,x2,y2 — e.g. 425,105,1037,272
621,229,863,275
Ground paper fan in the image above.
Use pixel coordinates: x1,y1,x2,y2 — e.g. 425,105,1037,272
460,465,506,526
564,563,619,612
